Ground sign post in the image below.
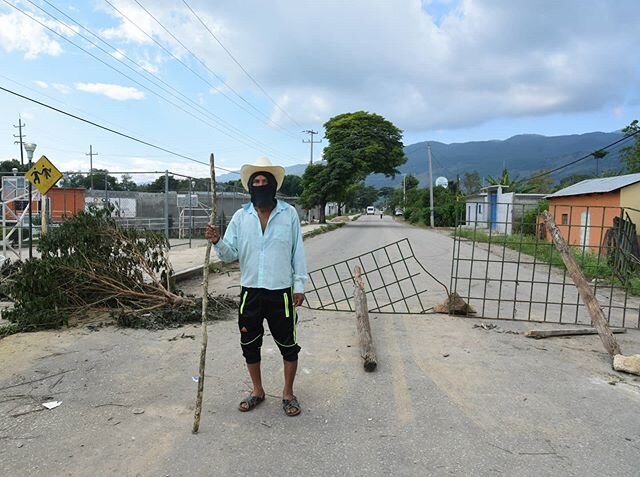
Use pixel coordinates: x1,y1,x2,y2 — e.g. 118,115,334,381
25,155,63,237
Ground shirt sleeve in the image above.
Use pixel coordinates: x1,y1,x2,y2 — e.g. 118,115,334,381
290,209,308,294
213,212,239,263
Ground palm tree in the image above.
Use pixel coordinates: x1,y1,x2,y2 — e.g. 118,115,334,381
486,168,535,193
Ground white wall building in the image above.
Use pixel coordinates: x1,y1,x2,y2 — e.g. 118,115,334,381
465,185,544,235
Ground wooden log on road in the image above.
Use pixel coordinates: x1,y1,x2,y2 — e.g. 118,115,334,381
353,265,377,372
525,328,627,339
543,211,621,357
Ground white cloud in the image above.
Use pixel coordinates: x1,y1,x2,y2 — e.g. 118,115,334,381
96,0,640,131
75,82,145,101
0,10,63,58
34,80,48,89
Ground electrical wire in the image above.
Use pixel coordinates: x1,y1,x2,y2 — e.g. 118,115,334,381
0,84,240,174
108,0,299,139
13,0,297,162
181,0,303,129
523,130,640,183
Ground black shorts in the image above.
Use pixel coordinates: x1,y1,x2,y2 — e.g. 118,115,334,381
238,287,300,364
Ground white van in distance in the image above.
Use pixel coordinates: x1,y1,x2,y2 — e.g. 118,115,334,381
366,206,375,215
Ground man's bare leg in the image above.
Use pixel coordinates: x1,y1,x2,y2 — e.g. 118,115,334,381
283,359,297,400
239,362,264,411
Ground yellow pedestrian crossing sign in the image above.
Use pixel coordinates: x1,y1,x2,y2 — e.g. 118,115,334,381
26,155,63,195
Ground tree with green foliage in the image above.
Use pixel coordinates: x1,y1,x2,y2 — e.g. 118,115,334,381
462,171,482,194
344,183,379,211
404,174,419,191
280,174,304,197
525,169,556,194
323,111,406,182
60,169,120,190
300,163,330,223
300,112,405,221
219,179,243,192
557,173,594,190
1,206,185,332
486,168,535,193
139,174,181,193
0,159,28,174
120,174,138,191
621,119,640,173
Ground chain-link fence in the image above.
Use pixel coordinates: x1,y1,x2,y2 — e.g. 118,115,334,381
1,169,308,260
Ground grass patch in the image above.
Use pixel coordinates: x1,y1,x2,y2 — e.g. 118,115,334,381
0,323,21,339
455,228,639,293
303,223,344,240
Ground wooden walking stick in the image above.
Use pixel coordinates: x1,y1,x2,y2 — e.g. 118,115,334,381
192,153,217,433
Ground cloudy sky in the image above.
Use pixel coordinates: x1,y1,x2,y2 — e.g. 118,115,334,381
1,0,639,182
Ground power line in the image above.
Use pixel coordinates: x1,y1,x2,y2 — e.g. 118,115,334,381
14,0,295,162
181,0,303,129
109,0,297,139
0,84,241,175
524,130,640,184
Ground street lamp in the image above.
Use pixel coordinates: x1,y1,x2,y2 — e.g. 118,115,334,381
22,143,36,259
23,143,37,162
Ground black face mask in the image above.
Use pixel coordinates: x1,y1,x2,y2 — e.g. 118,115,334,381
248,172,277,208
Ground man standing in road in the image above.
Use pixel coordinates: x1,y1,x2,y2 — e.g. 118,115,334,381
205,157,308,417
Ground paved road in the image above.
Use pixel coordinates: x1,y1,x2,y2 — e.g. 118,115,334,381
1,215,639,476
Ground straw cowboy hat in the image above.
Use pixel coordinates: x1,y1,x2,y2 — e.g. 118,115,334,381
240,157,285,191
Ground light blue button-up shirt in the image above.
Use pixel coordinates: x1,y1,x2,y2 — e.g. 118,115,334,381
213,200,308,293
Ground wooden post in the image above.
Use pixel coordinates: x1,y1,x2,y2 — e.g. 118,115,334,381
543,211,621,357
353,265,377,372
41,193,48,236
192,153,217,434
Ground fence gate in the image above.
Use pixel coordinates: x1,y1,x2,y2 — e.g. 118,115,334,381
305,238,449,314
451,202,640,329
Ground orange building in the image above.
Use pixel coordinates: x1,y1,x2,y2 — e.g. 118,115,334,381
47,188,86,221
3,185,85,222
545,173,640,250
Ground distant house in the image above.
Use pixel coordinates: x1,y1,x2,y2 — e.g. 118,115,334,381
465,185,545,235
544,173,640,249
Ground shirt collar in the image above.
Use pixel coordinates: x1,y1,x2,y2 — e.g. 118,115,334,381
243,199,285,215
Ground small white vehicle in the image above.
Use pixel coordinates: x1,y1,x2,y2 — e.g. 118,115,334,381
366,206,375,215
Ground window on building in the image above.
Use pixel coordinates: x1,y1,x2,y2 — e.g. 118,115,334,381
477,204,483,214
561,214,569,225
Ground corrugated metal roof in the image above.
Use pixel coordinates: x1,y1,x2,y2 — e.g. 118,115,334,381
545,173,640,198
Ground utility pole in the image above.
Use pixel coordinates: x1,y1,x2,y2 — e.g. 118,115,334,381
13,115,26,167
428,143,435,228
86,145,98,190
302,129,321,164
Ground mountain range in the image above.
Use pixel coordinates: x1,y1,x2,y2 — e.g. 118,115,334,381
217,131,625,187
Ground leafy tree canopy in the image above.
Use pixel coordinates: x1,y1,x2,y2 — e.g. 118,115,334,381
300,163,330,222
280,175,304,197
486,168,535,193
621,119,640,173
462,171,482,194
323,111,406,184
